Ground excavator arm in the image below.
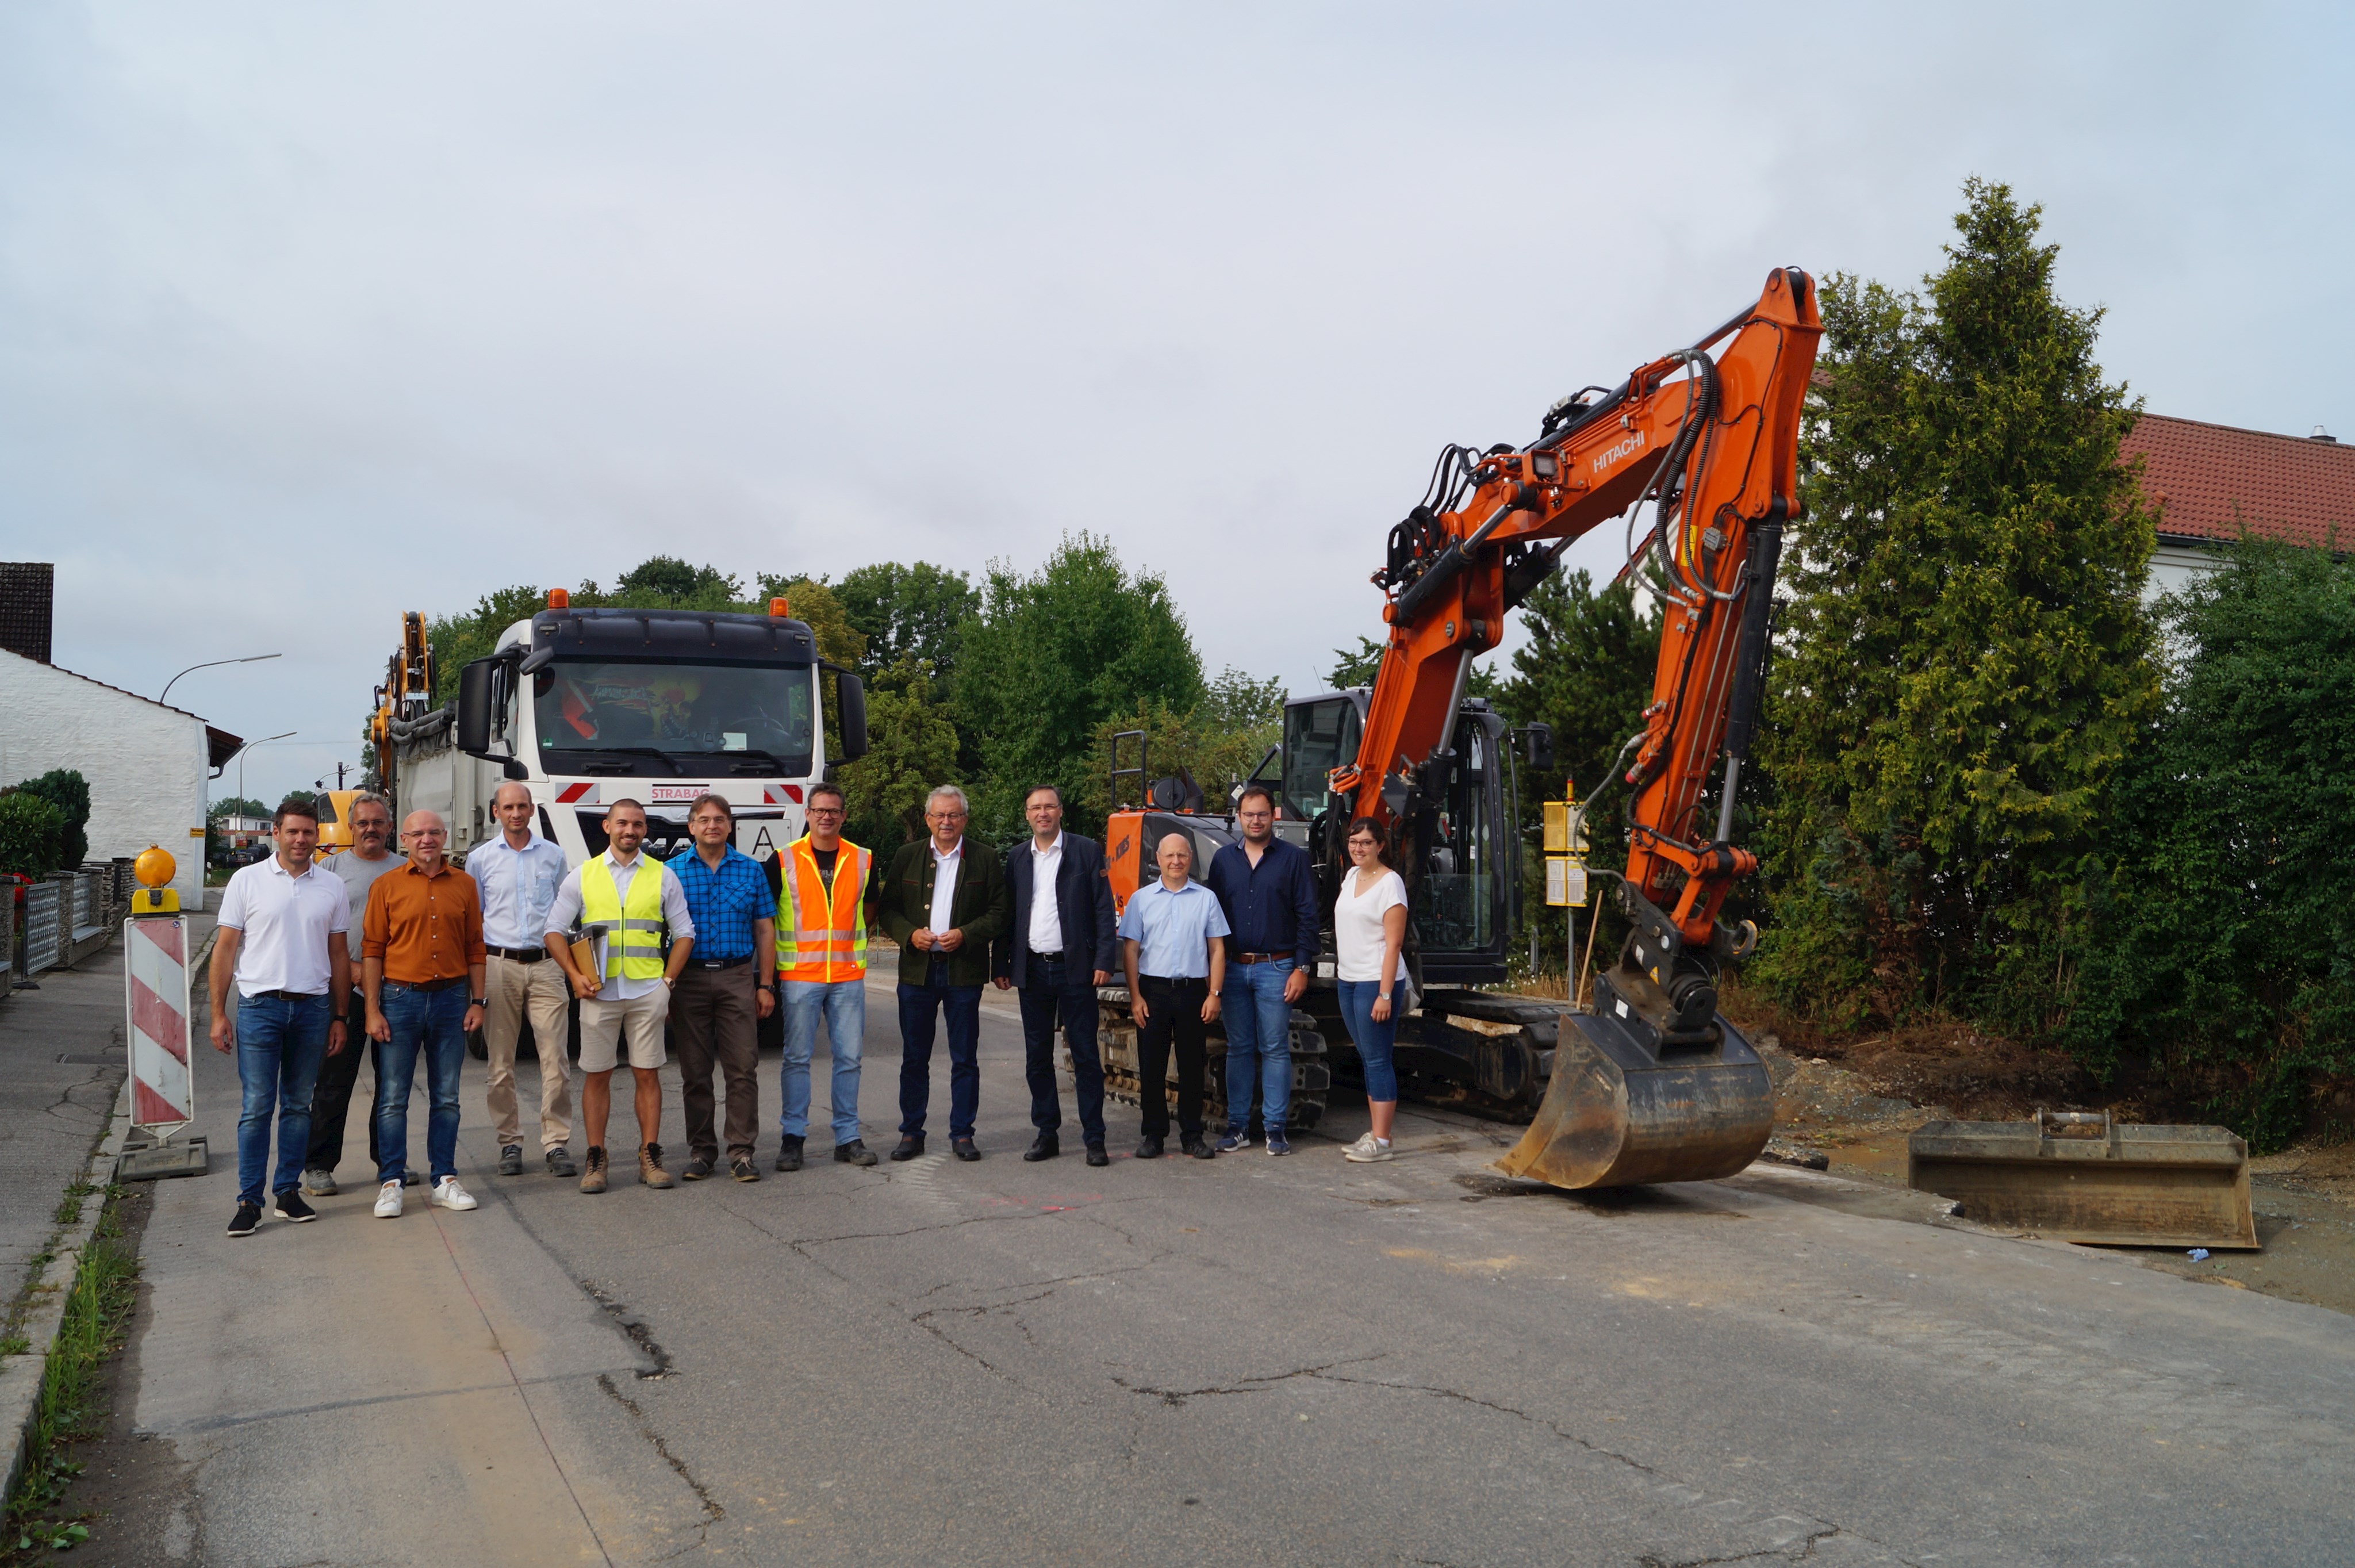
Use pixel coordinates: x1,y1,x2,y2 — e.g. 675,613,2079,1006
1341,267,1820,961
1341,268,1822,1191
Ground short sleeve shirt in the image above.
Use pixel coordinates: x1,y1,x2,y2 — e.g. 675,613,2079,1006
1117,880,1231,980
218,854,350,998
672,846,771,963
1333,868,1409,984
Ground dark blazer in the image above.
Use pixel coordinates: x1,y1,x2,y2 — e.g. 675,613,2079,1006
994,833,1118,987
873,835,1010,989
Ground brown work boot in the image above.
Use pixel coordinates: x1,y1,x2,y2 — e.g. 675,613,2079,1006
639,1142,676,1189
578,1146,608,1194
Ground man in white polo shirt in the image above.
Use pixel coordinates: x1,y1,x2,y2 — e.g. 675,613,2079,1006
208,795,352,1239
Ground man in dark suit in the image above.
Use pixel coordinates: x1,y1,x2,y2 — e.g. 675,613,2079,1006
875,784,1010,1162
992,784,1119,1168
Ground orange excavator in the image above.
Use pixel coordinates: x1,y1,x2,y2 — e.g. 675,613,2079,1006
1102,267,1822,1190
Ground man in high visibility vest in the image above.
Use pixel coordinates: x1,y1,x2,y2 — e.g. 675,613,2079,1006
545,799,697,1194
773,781,880,1171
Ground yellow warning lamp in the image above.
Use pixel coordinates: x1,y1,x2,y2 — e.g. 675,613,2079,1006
769,596,791,618
131,845,180,916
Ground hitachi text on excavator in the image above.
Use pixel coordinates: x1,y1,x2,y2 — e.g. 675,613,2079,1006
1098,267,1822,1191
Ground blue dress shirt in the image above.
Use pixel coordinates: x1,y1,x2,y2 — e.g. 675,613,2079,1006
1205,837,1320,965
1118,880,1232,980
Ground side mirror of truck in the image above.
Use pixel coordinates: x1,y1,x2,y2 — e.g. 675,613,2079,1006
456,658,496,756
835,670,869,762
1516,722,1555,772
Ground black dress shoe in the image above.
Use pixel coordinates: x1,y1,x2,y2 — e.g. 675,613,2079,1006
889,1136,926,1161
1022,1135,1060,1163
1085,1145,1109,1168
951,1138,981,1162
1134,1136,1164,1160
774,1134,805,1173
1183,1138,1216,1160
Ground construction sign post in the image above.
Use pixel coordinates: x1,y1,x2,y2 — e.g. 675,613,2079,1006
118,846,209,1181
1543,796,1589,1002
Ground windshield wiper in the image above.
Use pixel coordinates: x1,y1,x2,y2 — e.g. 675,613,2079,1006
720,748,792,773
549,747,685,776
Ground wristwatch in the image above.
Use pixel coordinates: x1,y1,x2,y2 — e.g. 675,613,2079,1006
469,996,487,1008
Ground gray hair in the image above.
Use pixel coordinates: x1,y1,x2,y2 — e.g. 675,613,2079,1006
350,790,394,821
925,784,969,815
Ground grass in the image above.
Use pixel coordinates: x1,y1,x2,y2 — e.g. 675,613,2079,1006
2,1190,139,1563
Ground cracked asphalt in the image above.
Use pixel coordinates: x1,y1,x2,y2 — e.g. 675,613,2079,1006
113,974,2355,1568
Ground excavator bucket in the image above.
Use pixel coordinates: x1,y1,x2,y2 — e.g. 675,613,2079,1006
1908,1112,2257,1249
1495,1008,1775,1189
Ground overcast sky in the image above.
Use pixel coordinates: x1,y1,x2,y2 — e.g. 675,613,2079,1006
3,2,2348,806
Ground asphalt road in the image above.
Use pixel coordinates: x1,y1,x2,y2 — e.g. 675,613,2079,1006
117,977,2355,1568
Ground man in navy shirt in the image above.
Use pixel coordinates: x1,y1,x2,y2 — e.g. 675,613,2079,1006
1203,785,1319,1156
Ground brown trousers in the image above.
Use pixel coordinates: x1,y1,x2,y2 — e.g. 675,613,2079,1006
672,963,761,1162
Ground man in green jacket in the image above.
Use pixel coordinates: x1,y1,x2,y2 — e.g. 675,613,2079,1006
877,784,1010,1161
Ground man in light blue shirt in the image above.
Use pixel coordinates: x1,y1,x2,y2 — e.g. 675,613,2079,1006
465,782,577,1178
1117,831,1228,1159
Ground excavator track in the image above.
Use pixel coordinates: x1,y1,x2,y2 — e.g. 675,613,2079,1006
1093,988,1330,1133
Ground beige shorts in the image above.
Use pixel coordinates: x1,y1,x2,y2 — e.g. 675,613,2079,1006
577,985,670,1074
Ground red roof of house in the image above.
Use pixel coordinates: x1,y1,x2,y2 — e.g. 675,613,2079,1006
2120,414,2355,550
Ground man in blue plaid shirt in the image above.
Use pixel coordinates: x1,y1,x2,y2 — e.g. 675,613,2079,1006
668,794,776,1181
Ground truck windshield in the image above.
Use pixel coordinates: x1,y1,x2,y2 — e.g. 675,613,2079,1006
534,660,814,773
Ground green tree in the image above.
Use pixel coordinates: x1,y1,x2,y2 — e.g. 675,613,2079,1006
2065,539,2355,1149
611,556,743,605
837,657,964,848
837,562,980,687
1497,570,1662,802
427,584,551,704
13,769,91,869
1327,637,1384,689
1754,179,2161,1030
208,796,273,821
0,791,66,879
956,533,1206,841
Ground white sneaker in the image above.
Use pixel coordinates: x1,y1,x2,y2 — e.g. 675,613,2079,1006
1343,1133,1395,1163
374,1180,404,1218
431,1176,478,1212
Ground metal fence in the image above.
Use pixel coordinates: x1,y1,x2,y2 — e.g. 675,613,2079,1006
68,870,105,942
21,880,62,977
0,890,13,995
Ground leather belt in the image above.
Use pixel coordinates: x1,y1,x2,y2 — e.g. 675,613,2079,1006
249,988,328,1003
691,955,752,969
383,975,469,994
1232,952,1287,965
486,945,546,963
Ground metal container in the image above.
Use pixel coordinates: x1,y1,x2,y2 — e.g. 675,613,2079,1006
1908,1110,2257,1249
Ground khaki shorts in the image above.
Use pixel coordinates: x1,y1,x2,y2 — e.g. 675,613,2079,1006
577,985,670,1074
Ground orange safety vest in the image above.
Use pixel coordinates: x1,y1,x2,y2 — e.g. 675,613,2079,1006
776,834,871,983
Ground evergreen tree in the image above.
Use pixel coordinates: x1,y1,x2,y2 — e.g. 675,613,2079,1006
2066,539,2355,1149
1754,179,2161,1030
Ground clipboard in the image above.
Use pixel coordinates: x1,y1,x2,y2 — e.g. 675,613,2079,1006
572,922,611,983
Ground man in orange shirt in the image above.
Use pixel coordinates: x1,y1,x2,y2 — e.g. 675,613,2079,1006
363,809,488,1219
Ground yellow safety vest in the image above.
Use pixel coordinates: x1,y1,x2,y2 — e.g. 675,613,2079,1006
580,854,667,982
777,835,870,983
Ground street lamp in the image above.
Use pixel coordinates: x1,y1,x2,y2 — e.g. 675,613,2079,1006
232,731,298,811
161,653,281,707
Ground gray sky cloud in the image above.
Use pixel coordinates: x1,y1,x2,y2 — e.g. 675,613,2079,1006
3,2,2348,804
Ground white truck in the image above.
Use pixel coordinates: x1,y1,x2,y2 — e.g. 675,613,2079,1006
378,592,866,869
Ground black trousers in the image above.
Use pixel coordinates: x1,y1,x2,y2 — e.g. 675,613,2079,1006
1021,956,1105,1147
1136,974,1209,1141
305,995,383,1174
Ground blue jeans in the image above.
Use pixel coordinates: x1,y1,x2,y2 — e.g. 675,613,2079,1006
374,983,468,1184
898,972,982,1140
1337,979,1399,1103
235,992,332,1205
781,977,865,1143
1019,955,1104,1147
1221,958,1294,1136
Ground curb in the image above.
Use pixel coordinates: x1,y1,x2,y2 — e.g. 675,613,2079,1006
0,1076,135,1504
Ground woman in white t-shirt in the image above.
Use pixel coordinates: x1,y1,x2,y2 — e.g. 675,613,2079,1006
1333,816,1409,1162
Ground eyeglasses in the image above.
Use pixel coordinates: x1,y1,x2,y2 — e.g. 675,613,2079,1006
807,807,844,818
927,811,968,822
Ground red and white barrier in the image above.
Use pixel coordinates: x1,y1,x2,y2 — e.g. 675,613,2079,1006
124,915,193,1138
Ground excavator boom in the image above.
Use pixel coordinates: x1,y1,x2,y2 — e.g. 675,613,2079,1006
1346,268,1822,1189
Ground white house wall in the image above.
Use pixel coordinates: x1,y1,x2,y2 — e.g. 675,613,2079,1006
0,650,208,896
